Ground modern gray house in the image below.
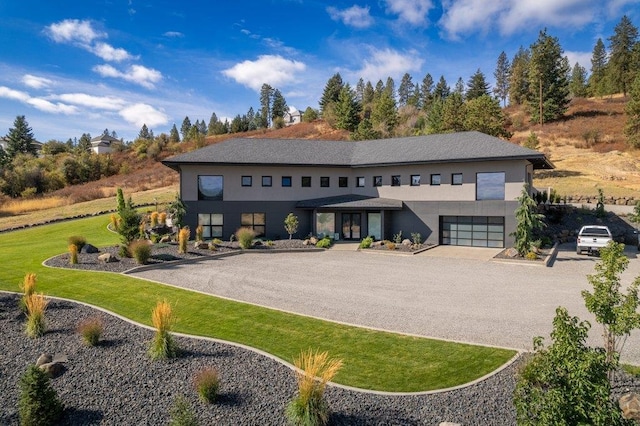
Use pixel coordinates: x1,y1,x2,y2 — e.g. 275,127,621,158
162,131,553,248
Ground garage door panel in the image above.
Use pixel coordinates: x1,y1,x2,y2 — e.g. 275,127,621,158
440,216,504,248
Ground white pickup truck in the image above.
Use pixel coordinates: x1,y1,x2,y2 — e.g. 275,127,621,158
576,225,613,255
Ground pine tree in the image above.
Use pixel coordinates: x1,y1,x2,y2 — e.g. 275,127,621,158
434,76,450,100
398,73,414,107
607,15,639,96
259,83,274,128
420,73,434,111
589,38,608,97
511,184,545,256
464,95,512,138
569,63,588,98
180,116,192,141
509,46,530,105
207,113,218,136
454,77,465,97
197,120,206,135
442,92,465,132
384,77,396,100
625,75,640,148
5,115,38,158
355,78,365,104
494,51,510,106
319,73,344,114
169,124,180,143
466,69,490,100
370,90,398,135
271,89,288,123
76,133,92,153
333,85,361,132
362,81,375,105
138,124,152,140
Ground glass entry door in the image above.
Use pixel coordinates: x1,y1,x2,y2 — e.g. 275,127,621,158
341,213,361,240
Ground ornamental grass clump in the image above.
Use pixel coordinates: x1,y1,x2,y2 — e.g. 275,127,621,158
19,272,37,312
236,227,256,249
150,211,159,227
149,300,179,360
195,224,204,242
76,316,104,346
129,239,152,264
25,293,48,338
67,235,86,251
19,364,64,426
286,349,343,426
159,211,167,226
168,395,198,426
178,227,190,254
68,244,78,265
193,366,220,404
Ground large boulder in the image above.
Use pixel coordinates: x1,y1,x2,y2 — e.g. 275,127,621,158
81,244,99,254
39,362,65,378
620,393,640,421
98,253,117,263
35,353,52,367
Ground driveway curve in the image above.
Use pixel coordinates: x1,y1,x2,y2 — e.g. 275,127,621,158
130,243,640,365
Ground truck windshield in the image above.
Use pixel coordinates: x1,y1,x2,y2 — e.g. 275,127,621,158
582,228,610,236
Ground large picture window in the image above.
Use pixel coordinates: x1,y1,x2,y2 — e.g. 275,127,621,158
316,212,335,238
198,176,223,200
476,172,505,200
198,213,223,238
241,212,266,236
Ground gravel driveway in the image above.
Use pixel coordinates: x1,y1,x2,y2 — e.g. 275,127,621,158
131,243,640,365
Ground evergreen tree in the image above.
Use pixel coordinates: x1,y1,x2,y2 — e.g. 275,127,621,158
350,118,381,141
362,81,375,105
442,92,465,132
355,78,365,103
420,73,434,111
180,116,192,141
426,98,444,134
374,80,385,98
76,133,92,153
589,38,608,97
466,69,490,100
509,46,530,105
494,51,511,106
319,73,344,114
569,63,588,98
511,184,545,256
398,73,414,107
271,89,288,123
454,77,465,97
5,115,38,158
407,85,421,108
625,75,640,148
370,90,398,135
246,107,257,131
259,83,274,127
464,95,512,138
197,119,207,135
169,124,180,143
333,85,361,132
207,113,218,136
384,77,396,100
138,124,152,140
434,76,450,100
607,15,639,96
302,107,318,122
528,29,570,124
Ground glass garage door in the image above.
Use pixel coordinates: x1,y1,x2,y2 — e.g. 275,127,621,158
440,216,504,248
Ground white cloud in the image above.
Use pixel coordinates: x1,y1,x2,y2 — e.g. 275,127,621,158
384,0,434,25
327,5,374,29
163,31,184,38
46,19,104,44
222,55,306,91
356,48,424,83
22,74,54,89
565,51,593,71
93,64,163,89
0,86,77,114
92,42,135,62
0,86,31,102
54,93,128,111
119,103,169,127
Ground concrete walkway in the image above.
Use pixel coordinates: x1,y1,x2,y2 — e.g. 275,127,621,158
131,243,640,365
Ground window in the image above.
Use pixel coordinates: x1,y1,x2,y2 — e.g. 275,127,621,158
241,176,252,187
411,175,421,186
320,176,330,187
373,176,382,187
476,172,505,200
391,175,401,186
241,212,266,236
198,175,223,200
356,177,365,187
452,173,463,185
262,176,272,187
430,174,441,186
301,176,311,187
198,213,223,238
316,212,335,238
281,176,292,187
338,177,348,187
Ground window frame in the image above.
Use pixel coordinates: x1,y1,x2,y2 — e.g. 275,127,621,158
430,174,441,186
338,176,348,188
476,172,506,200
452,173,463,186
373,176,382,187
197,175,224,201
356,176,365,187
261,176,272,187
391,175,401,186
410,175,421,186
281,176,292,187
241,212,266,236
198,213,223,238
241,176,252,187
301,176,311,187
320,176,330,188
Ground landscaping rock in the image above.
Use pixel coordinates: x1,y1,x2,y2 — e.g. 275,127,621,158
194,240,207,249
39,362,65,378
35,353,52,367
505,247,519,258
402,238,412,246
98,253,117,263
81,244,99,254
620,393,640,420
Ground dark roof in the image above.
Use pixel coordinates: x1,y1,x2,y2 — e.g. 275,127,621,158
296,195,403,210
162,131,554,170
91,135,120,143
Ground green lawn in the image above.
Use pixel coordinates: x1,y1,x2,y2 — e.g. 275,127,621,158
0,215,517,392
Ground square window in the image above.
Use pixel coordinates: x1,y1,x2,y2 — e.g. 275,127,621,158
198,175,223,200
356,177,365,187
241,176,252,187
320,177,330,187
301,176,311,187
281,176,292,187
430,174,441,186
391,175,401,186
476,172,505,200
452,173,463,185
338,177,348,187
262,176,272,187
373,176,382,187
411,175,420,186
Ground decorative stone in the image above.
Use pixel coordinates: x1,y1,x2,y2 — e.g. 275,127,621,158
35,353,52,367
505,247,519,258
98,253,116,263
620,393,640,420
309,237,318,245
39,362,65,378
402,239,412,246
194,240,207,249
302,239,310,246
80,244,99,254
159,235,171,243
439,423,462,426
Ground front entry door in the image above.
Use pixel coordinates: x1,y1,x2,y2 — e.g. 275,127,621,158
341,213,361,240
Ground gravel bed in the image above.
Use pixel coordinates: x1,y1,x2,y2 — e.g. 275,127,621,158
1,293,525,425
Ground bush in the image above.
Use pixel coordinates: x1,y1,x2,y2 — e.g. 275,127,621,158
315,236,332,248
359,236,374,249
117,206,143,245
236,227,256,249
19,273,37,313
393,231,402,244
118,244,130,258
525,251,538,260
168,395,198,426
129,240,152,264
411,232,422,245
211,238,223,246
67,235,86,251
178,227,190,254
386,242,396,250
149,300,179,360
159,212,167,226
19,365,64,426
68,244,78,265
76,316,104,346
150,211,159,227
193,367,220,404
195,225,204,242
25,293,48,338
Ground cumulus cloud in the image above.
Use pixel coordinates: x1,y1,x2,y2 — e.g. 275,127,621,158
92,42,135,62
356,48,424,83
54,93,128,111
0,86,77,114
22,74,54,89
384,0,434,25
222,55,306,91
0,86,30,102
119,103,169,127
93,64,163,89
440,0,599,38
327,5,374,28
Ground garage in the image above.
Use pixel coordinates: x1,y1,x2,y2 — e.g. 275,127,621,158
440,216,505,248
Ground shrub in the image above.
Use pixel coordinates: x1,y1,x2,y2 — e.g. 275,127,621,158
195,225,204,242
266,240,274,247
67,235,86,251
117,206,143,245
411,232,422,245
193,367,220,404
19,364,64,426
76,316,104,346
110,213,119,231
25,293,48,338
236,227,256,249
359,236,373,249
149,300,179,360
286,349,342,426
168,396,198,426
118,244,130,258
386,242,396,250
525,251,538,260
19,273,37,312
284,213,299,239
68,244,78,265
150,211,159,227
315,236,332,248
211,238,223,246
159,211,167,226
178,227,190,254
393,231,402,244
129,240,152,264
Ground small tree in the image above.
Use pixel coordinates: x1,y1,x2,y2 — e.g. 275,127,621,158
19,364,64,425
582,241,640,367
511,184,545,256
284,213,299,240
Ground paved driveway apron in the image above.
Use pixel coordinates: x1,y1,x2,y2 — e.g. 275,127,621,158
131,243,640,365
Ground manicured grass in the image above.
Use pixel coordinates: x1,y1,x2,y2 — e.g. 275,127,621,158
0,215,516,392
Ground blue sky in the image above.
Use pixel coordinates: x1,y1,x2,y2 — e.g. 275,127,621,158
0,0,638,143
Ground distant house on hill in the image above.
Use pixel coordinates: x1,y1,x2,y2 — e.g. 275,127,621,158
0,136,43,155
283,107,302,126
91,134,120,154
